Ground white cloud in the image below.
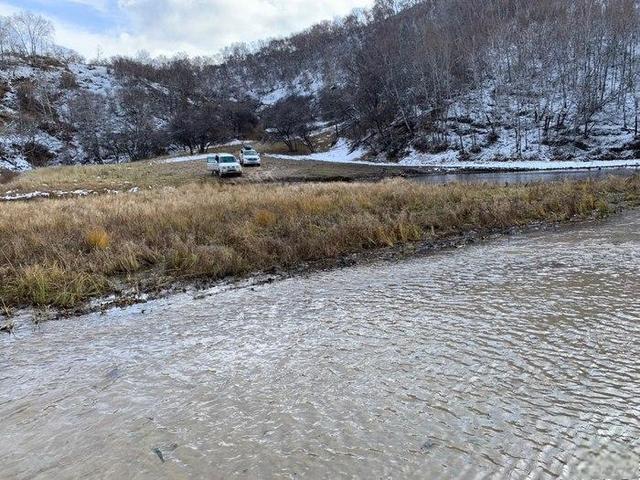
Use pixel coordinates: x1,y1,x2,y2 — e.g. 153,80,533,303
66,0,111,12
0,1,19,15
52,22,146,59
118,0,374,55
2,0,374,59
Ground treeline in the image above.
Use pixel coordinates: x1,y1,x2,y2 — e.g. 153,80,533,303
66,54,330,162
63,1,422,162
332,0,640,158
5,0,640,166
336,0,640,158
92,0,640,161
66,58,262,162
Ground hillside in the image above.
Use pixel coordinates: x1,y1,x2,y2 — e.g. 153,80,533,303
0,57,121,171
224,0,640,166
3,0,640,171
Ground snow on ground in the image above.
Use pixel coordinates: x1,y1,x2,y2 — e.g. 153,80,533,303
254,72,324,106
0,187,142,202
260,86,289,106
162,140,246,164
398,148,640,170
270,139,369,163
271,139,640,171
0,190,88,201
0,191,51,201
161,138,640,171
69,64,116,95
162,153,212,164
0,155,32,172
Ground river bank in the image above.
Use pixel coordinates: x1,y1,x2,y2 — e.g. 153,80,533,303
3,209,639,478
4,151,640,203
1,175,639,317
0,212,597,329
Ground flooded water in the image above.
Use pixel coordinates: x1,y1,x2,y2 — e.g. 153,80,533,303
2,212,640,479
413,166,639,185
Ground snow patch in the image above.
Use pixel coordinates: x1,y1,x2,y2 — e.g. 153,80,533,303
0,191,51,201
270,139,369,163
268,139,640,171
399,148,640,170
0,187,142,202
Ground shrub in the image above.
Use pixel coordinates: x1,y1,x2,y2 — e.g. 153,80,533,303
0,169,18,184
413,136,450,154
59,71,79,89
23,142,54,167
0,82,10,101
16,81,43,116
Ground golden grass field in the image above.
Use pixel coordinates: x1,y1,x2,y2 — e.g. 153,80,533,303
0,155,413,196
1,174,639,310
0,134,385,196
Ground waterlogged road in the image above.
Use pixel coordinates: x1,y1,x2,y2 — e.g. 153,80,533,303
2,212,640,479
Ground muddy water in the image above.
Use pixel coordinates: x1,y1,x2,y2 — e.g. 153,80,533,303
2,213,640,479
413,166,639,185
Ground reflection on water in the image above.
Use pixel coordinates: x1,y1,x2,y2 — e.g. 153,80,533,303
413,166,639,185
2,212,640,479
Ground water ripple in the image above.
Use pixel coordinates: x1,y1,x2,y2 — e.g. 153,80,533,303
2,212,640,479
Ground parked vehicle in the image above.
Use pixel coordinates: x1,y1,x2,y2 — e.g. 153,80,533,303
239,147,261,166
207,153,242,177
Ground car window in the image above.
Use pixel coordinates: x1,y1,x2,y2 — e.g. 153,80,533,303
220,156,236,163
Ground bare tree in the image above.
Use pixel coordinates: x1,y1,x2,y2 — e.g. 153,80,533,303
168,101,232,154
0,17,11,62
67,91,114,163
8,11,54,59
263,96,317,152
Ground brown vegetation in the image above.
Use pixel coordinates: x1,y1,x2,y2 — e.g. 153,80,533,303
0,156,415,195
1,175,639,310
0,169,18,184
59,71,78,89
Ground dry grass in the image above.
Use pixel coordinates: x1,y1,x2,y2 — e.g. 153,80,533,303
0,133,408,196
1,176,638,309
1,160,201,194
86,227,110,250
0,156,412,196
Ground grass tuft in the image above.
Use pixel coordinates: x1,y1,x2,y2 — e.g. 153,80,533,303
86,227,110,250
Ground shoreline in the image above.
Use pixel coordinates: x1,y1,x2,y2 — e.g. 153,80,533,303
2,204,634,329
1,175,639,323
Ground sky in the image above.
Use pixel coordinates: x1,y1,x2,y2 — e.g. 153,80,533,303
0,0,374,59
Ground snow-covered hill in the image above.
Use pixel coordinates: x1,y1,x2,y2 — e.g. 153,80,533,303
0,58,123,171
4,1,640,172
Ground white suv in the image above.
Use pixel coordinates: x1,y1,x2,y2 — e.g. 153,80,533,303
239,146,261,166
207,153,242,177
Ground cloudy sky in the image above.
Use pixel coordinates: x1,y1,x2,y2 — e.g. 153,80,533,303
0,0,374,59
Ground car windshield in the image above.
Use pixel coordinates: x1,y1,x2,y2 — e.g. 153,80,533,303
220,156,236,163
245,150,258,156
